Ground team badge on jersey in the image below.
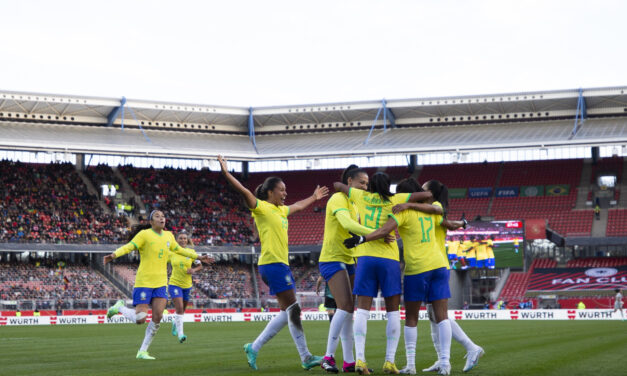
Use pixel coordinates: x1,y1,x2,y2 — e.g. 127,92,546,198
285,275,292,285
174,288,179,295
167,241,171,248
140,291,147,300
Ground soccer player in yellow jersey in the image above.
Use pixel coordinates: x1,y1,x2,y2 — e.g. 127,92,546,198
513,238,520,253
475,236,488,269
320,165,380,373
446,238,460,268
345,178,449,375
465,236,478,268
486,236,495,269
103,210,209,360
219,155,328,371
421,180,484,373
168,231,204,343
335,173,432,375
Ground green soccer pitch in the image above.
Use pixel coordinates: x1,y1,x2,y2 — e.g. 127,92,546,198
493,242,523,269
1,320,625,375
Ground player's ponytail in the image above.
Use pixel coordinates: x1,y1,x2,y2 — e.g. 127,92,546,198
127,223,151,242
368,172,393,202
425,180,449,217
341,164,367,184
255,176,282,200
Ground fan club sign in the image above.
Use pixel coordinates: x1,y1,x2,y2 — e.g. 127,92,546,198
0,310,623,326
528,267,627,291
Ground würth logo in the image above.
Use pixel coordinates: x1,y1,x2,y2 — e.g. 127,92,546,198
567,310,576,320
97,315,105,324
50,316,57,325
510,310,519,320
244,313,251,322
194,314,202,323
454,311,463,320
0,317,6,326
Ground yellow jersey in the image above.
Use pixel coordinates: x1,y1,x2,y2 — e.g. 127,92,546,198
476,242,488,260
251,199,290,266
487,239,495,259
320,192,358,264
460,240,473,258
114,229,198,288
514,238,519,246
395,209,448,275
168,250,197,289
447,240,460,256
432,202,447,257
466,242,478,258
348,188,410,261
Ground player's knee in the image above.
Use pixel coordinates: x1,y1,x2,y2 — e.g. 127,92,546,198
136,311,147,324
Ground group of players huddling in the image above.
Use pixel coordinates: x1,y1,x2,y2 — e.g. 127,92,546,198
104,157,486,375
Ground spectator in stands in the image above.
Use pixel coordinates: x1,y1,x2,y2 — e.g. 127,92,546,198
219,155,328,371
594,205,601,220
462,301,469,310
577,301,586,309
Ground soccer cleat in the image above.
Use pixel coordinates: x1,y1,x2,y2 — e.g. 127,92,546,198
243,343,258,370
302,354,324,370
321,356,339,373
136,350,155,360
437,363,451,375
178,334,187,344
463,346,485,372
171,323,177,337
355,360,370,375
399,365,416,374
422,361,440,372
343,362,373,373
383,361,400,374
106,300,124,319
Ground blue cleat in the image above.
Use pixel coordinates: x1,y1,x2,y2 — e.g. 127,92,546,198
302,355,324,370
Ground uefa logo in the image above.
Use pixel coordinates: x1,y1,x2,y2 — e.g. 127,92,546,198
584,268,618,278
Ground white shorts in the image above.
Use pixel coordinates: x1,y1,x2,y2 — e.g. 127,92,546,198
615,302,623,309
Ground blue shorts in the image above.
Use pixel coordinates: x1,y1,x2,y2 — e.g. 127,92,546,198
168,285,192,301
467,257,477,268
404,267,451,302
258,263,295,295
133,286,168,306
447,254,457,260
319,261,356,282
487,258,495,268
476,259,486,268
353,256,401,298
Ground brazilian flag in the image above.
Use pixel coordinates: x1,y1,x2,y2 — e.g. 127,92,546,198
546,184,570,196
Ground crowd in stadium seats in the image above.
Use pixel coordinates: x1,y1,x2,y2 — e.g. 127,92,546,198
83,164,124,212
0,260,123,302
119,166,255,246
0,161,128,244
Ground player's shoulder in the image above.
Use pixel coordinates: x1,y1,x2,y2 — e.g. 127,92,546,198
329,191,349,204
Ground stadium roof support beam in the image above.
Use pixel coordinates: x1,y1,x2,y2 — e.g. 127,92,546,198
248,107,258,153
106,97,127,127
364,99,395,145
570,88,587,139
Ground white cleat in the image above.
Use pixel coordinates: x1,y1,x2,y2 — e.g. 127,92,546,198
399,365,416,374
422,361,440,372
463,346,485,372
437,363,451,375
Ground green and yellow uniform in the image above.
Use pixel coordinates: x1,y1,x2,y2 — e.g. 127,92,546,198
394,208,448,275
250,199,290,265
114,229,198,288
168,251,197,289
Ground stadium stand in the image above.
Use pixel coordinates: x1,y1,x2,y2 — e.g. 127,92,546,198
194,261,254,300
118,166,255,246
0,161,128,244
607,208,627,236
565,257,627,268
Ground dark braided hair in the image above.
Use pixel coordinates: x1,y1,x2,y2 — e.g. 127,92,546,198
254,176,283,200
368,172,393,202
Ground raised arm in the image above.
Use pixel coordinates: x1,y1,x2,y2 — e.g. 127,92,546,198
335,210,373,236
442,218,468,230
218,155,257,209
288,185,329,215
333,182,350,195
392,202,443,215
103,242,137,264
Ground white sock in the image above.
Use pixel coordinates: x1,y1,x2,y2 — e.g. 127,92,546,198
340,313,355,364
252,310,287,352
450,319,476,351
430,320,440,359
437,320,452,364
286,303,311,362
385,311,400,363
139,321,160,352
119,306,137,322
175,314,184,337
354,308,369,361
326,309,350,358
404,325,417,368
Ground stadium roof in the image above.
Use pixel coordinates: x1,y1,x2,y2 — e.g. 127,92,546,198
1,86,626,161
